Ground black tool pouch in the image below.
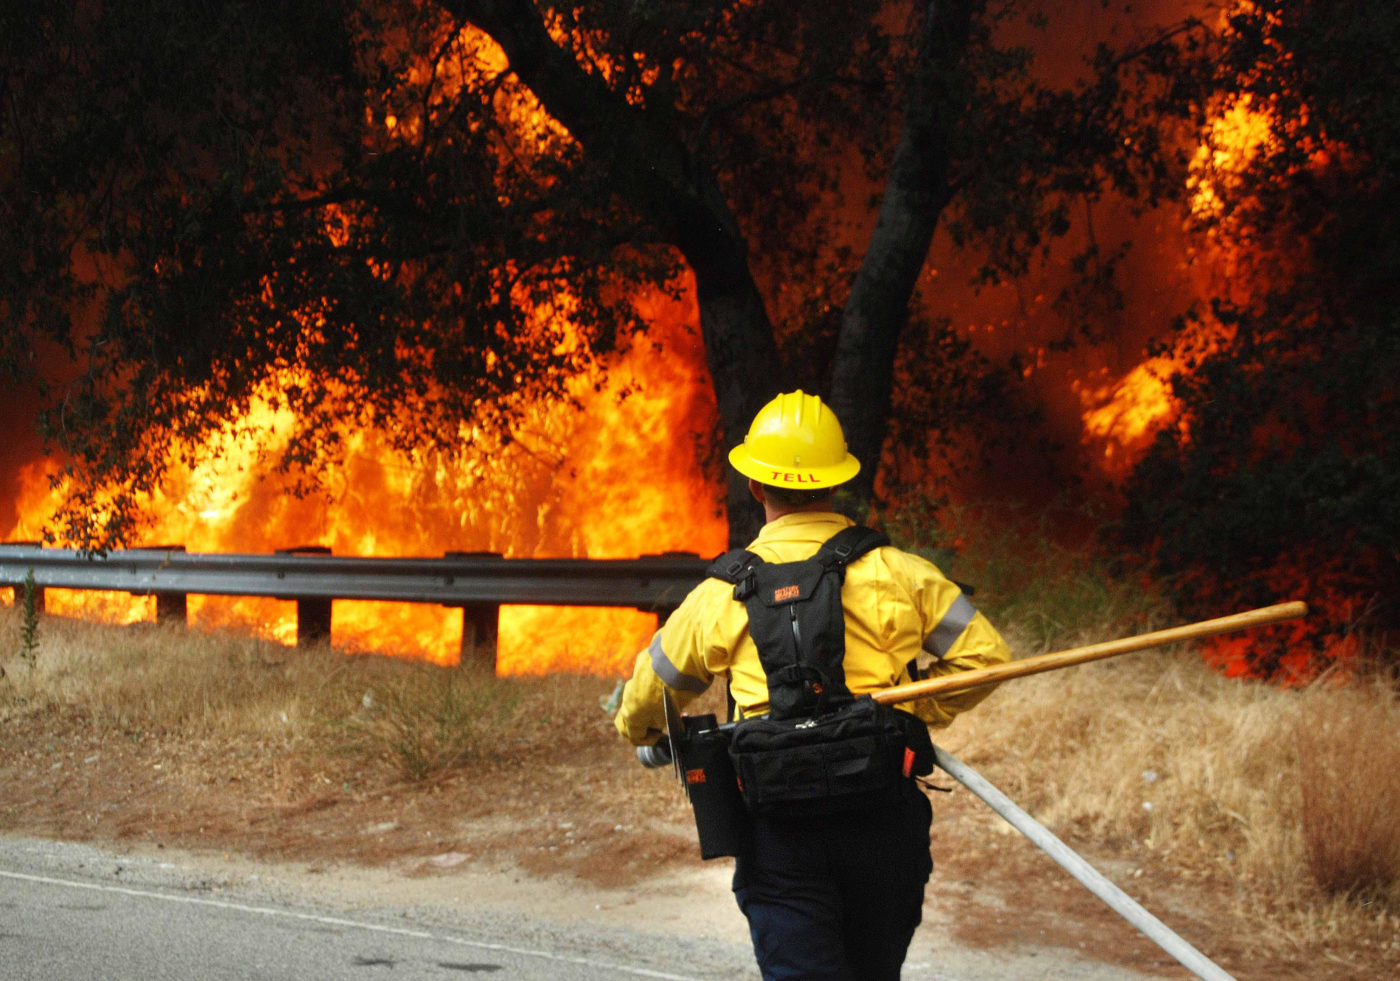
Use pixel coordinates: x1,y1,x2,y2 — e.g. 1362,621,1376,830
675,715,752,859
728,697,932,817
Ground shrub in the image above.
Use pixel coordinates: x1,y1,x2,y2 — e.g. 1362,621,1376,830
1296,679,1400,902
336,663,520,781
19,570,40,670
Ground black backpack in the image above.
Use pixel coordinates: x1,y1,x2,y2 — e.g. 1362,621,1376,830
708,526,934,815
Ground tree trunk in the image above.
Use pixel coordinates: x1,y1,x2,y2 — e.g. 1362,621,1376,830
828,0,974,506
688,234,784,546
445,0,781,545
449,0,975,540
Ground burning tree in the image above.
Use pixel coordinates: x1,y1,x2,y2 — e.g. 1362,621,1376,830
1115,0,1400,675
1,0,1194,548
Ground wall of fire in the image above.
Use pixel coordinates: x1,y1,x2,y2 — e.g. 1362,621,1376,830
0,1,1265,674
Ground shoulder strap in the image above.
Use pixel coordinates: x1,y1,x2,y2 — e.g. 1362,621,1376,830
813,525,889,572
707,526,887,596
707,548,763,600
706,549,761,723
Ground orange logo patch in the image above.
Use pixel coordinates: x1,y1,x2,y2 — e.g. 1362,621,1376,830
773,585,801,603
686,768,707,785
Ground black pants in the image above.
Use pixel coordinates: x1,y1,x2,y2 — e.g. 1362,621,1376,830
732,783,934,981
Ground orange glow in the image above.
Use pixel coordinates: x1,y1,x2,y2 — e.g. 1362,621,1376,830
1186,95,1273,225
1199,544,1369,682
370,21,573,168
1077,359,1178,477
1076,311,1238,478
6,284,725,675
1075,69,1276,480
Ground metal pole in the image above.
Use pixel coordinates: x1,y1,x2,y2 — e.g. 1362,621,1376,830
932,745,1238,981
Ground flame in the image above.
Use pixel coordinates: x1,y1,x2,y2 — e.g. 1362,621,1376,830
369,20,572,165
1186,95,1273,226
1197,542,1371,682
1076,359,1178,477
1075,315,1241,478
5,283,724,674
1075,70,1277,478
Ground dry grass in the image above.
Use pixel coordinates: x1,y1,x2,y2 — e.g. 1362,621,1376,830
943,644,1400,956
890,499,1399,954
0,610,588,775
1296,681,1400,902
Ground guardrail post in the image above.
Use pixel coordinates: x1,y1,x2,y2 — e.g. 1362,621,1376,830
3,542,45,612
459,602,500,669
277,546,333,647
156,591,189,626
132,545,189,626
446,551,501,671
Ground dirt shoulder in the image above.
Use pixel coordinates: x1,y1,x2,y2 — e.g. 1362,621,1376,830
0,704,1385,980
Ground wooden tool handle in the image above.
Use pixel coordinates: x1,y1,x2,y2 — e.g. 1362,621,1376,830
872,601,1309,707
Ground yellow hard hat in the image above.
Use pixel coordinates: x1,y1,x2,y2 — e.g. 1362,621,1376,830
727,390,861,489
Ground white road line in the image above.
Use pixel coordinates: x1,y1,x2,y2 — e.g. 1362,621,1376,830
0,869,709,981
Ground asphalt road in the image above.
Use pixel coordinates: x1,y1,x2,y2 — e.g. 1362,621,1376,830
0,872,707,981
0,837,1181,981
0,839,751,981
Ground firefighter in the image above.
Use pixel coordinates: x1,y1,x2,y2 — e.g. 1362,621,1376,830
614,390,1011,981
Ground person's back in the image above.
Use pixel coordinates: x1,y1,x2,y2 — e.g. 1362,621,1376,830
613,391,1010,981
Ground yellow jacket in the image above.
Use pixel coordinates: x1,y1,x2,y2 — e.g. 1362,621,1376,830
615,511,1011,745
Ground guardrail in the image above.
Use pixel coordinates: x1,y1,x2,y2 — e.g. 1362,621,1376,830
0,542,711,667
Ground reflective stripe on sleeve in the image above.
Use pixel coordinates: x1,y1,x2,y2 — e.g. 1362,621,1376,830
648,632,709,694
922,593,977,660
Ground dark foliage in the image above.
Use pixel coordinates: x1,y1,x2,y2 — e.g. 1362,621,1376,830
3,0,1204,550
1115,0,1400,674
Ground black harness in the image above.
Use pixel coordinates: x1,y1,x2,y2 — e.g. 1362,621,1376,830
706,526,933,815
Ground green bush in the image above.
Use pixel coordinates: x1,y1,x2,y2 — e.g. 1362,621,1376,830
19,570,40,671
